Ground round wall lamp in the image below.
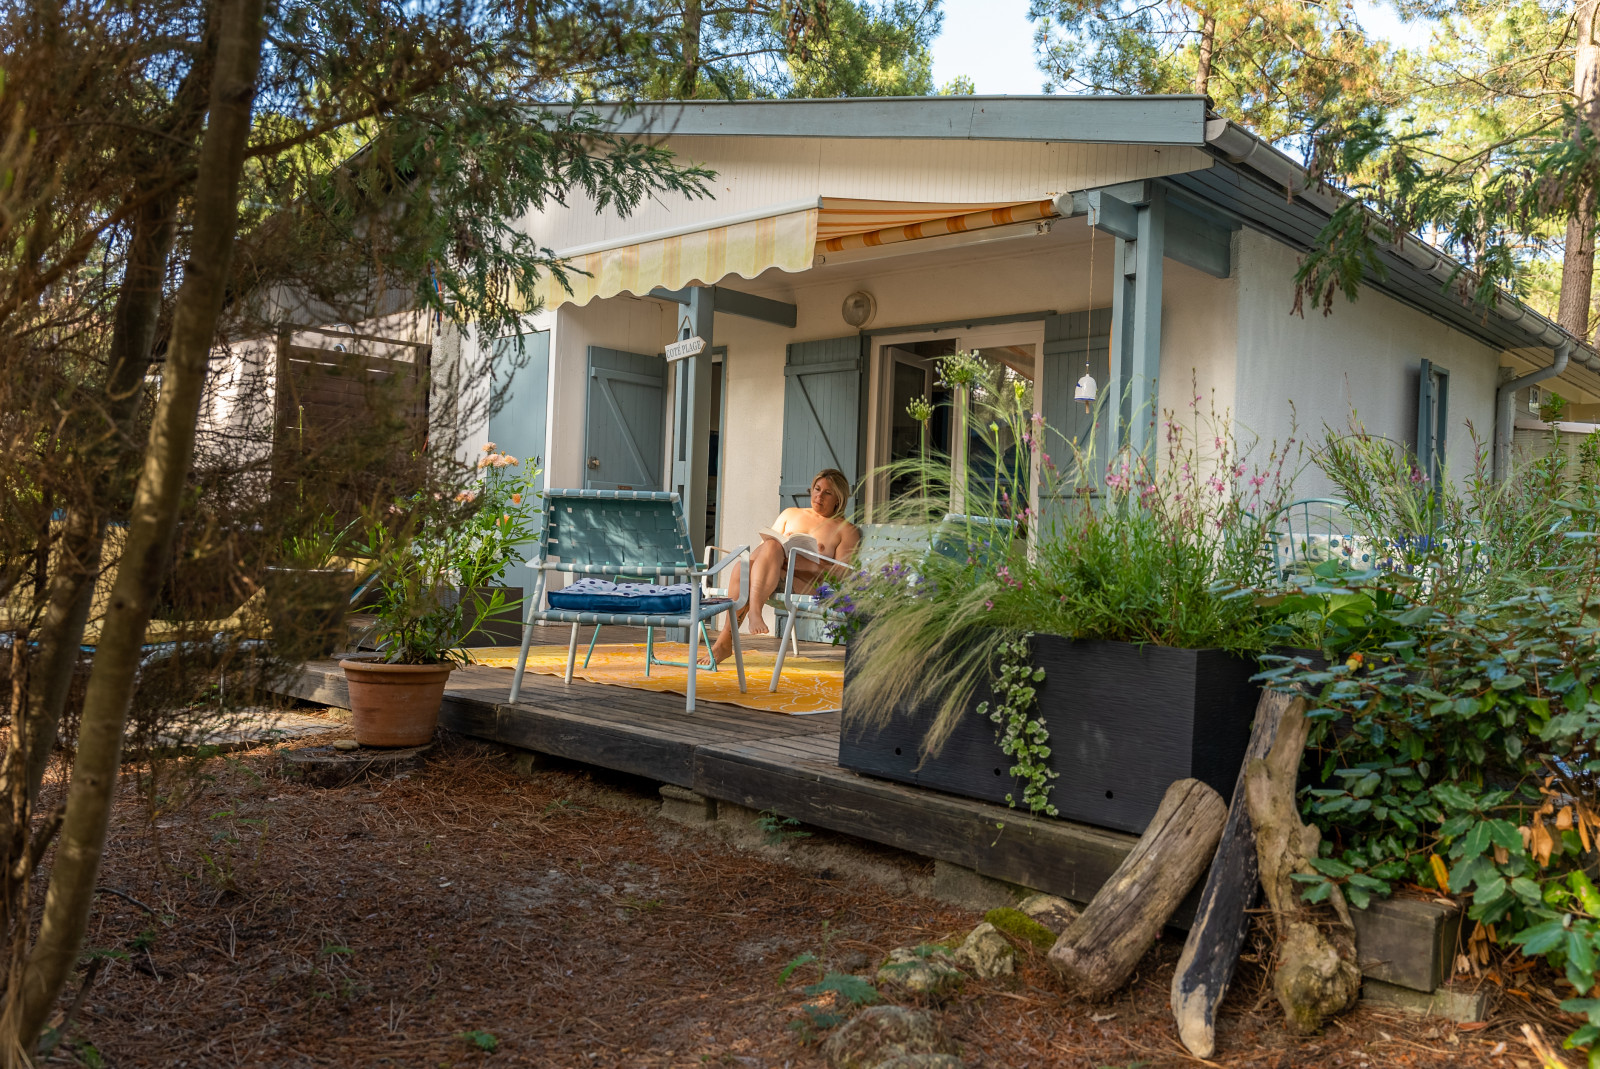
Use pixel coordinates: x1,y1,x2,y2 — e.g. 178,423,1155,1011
841,290,877,329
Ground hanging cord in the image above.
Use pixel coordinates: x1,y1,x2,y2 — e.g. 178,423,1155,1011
1084,225,1095,381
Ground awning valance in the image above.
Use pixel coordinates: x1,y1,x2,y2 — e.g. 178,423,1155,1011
522,204,819,312
524,196,1066,313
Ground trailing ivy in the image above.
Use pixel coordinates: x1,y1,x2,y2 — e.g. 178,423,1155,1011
977,632,1057,817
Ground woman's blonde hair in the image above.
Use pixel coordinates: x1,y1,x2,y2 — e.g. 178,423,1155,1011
812,468,851,518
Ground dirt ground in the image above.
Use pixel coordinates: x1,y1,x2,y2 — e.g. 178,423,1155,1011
34,716,1562,1068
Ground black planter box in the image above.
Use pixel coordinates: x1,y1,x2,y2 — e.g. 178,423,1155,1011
838,634,1262,835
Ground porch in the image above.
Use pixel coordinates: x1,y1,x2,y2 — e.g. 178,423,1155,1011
281,627,1461,1007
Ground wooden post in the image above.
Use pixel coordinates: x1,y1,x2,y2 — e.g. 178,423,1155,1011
1170,689,1298,1058
1048,778,1227,1000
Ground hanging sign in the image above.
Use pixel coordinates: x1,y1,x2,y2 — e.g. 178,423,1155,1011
665,335,707,362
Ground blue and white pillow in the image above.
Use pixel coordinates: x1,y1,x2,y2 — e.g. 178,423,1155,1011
547,579,697,614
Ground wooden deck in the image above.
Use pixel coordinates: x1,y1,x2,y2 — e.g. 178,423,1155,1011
284,627,1459,997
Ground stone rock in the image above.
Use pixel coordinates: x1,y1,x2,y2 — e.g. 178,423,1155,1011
822,1006,957,1069
331,739,359,751
952,923,1014,979
876,947,965,998
872,1056,966,1069
1018,892,1080,935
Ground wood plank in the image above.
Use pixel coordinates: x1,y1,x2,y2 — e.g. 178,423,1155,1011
694,734,1154,910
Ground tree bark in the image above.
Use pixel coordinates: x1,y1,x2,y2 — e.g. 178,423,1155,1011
1243,693,1360,1034
0,0,264,1055
1194,10,1217,99
1049,778,1227,1001
1560,0,1600,339
1170,688,1298,1059
677,0,704,98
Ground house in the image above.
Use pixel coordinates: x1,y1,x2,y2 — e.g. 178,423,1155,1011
427,96,1598,617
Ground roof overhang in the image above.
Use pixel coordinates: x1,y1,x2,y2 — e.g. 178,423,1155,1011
545,95,1211,146
1196,118,1600,377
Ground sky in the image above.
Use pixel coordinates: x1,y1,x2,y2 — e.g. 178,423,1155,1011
927,0,1437,97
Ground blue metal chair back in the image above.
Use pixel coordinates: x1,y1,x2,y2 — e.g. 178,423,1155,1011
538,489,696,580
930,512,1017,564
1267,497,1373,578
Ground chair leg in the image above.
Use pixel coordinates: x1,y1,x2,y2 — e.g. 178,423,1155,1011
509,614,537,703
645,626,654,677
685,631,697,713
790,615,799,655
583,625,602,668
563,623,579,685
729,612,746,693
769,610,799,694
699,622,718,671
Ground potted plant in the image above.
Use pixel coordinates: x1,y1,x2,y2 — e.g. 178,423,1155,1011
830,368,1302,834
343,445,539,747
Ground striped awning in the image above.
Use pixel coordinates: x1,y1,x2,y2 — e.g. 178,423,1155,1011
524,197,1064,312
521,204,818,312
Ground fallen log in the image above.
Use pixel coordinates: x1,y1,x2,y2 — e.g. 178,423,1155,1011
1049,778,1227,1000
1170,688,1298,1058
1244,693,1360,1033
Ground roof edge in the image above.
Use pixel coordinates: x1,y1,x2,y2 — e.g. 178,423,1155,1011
1203,118,1600,371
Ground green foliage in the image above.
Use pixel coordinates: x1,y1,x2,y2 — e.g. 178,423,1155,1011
778,925,878,1044
831,375,1301,759
976,633,1057,816
983,907,1056,952
358,450,541,665
1026,0,1386,143
757,809,812,846
1264,426,1600,1060
459,1029,498,1052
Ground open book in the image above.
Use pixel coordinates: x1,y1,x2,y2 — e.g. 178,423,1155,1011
758,527,819,556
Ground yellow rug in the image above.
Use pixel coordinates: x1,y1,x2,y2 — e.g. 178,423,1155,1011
468,643,843,715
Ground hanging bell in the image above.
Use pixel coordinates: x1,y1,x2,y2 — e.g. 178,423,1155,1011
1073,372,1097,413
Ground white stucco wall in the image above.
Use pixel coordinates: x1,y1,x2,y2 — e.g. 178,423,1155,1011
1232,229,1503,497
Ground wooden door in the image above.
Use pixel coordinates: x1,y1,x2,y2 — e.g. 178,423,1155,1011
584,346,666,492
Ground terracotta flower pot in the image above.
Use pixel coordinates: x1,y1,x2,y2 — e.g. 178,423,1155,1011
341,657,454,747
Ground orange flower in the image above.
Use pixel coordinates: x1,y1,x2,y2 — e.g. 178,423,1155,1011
511,493,522,505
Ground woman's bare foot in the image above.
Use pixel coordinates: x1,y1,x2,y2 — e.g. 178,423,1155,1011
746,612,770,637
710,627,734,663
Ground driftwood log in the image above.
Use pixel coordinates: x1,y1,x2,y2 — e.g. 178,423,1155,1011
1049,778,1227,1000
1170,689,1298,1058
1243,693,1361,1033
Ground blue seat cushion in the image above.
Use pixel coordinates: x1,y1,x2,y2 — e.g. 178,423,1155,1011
548,579,702,614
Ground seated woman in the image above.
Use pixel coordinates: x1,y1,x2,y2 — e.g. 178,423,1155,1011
711,468,860,662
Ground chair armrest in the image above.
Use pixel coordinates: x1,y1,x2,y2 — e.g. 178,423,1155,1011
697,545,751,578
789,547,850,571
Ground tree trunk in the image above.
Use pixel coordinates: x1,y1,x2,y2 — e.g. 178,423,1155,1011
1195,11,1217,99
1243,693,1360,1034
677,0,704,98
0,0,264,1055
1049,778,1227,1000
1170,688,1298,1059
1560,0,1600,339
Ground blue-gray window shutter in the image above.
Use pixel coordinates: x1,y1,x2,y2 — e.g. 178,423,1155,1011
1416,358,1449,490
779,336,864,512
585,346,667,491
487,330,550,492
1041,309,1112,493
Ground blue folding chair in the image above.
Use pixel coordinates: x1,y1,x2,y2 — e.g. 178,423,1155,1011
507,490,749,713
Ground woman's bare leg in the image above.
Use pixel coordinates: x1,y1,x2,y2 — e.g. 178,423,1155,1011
712,540,786,659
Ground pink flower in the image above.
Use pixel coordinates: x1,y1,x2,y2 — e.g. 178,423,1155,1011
481,442,496,453
455,490,478,503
